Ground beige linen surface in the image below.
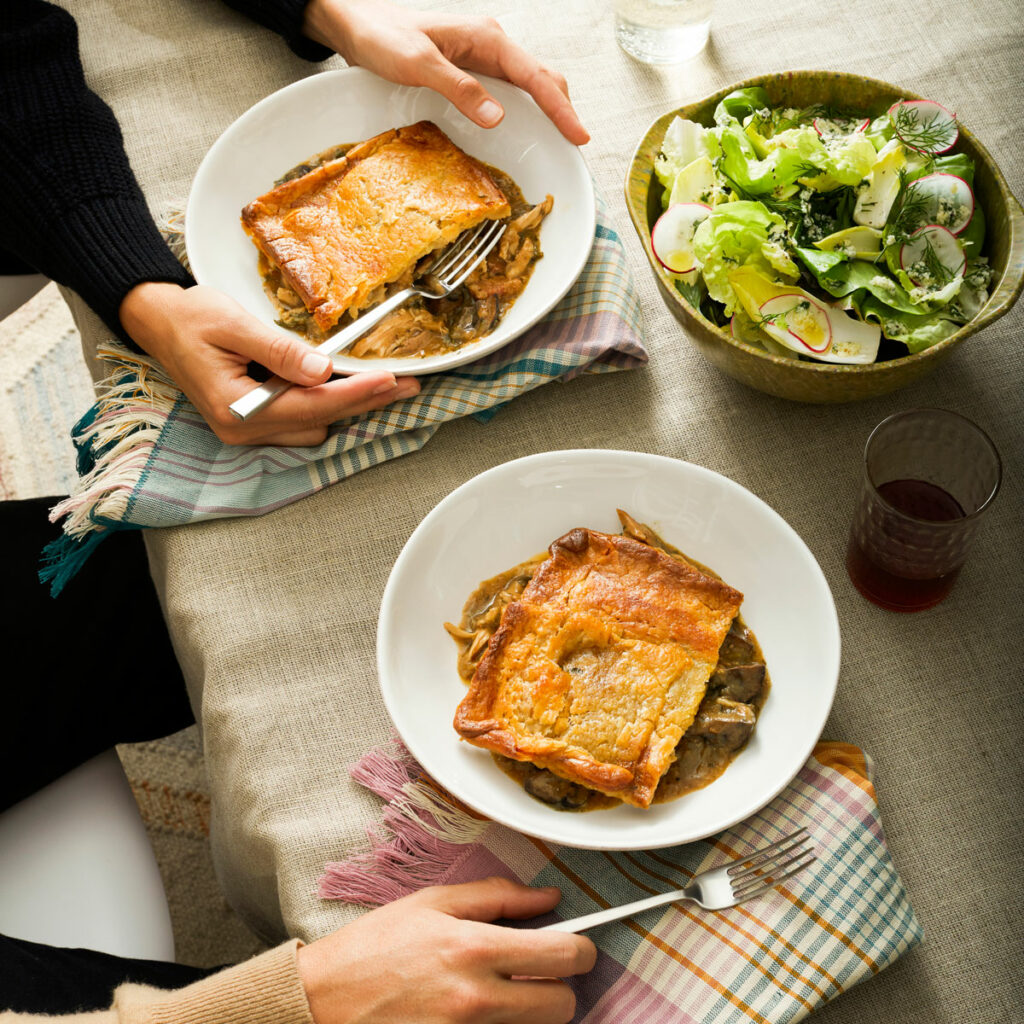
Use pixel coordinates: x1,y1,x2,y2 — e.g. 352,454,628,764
61,0,1023,1020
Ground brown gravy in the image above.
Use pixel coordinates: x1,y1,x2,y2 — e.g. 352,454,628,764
445,513,770,812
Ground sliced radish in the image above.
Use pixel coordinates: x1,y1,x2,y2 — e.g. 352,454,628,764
812,116,835,138
732,315,798,358
857,117,870,132
905,172,974,235
651,202,712,274
899,225,966,287
824,308,881,364
887,99,958,154
757,294,833,354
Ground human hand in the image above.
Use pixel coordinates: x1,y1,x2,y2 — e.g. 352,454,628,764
119,282,420,445
296,877,597,1024
303,0,589,146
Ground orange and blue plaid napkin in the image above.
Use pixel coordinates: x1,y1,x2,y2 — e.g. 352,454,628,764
319,740,921,1023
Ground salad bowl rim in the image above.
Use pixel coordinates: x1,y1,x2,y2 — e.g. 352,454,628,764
625,69,1024,381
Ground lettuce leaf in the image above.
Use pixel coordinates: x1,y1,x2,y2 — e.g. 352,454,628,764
795,249,924,314
692,201,798,314
719,125,875,196
654,117,709,193
713,87,771,126
857,293,960,353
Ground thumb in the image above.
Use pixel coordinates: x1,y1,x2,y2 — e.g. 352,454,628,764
414,877,561,921
241,326,335,386
418,51,504,129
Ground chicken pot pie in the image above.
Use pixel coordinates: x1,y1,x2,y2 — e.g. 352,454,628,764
241,121,553,357
451,513,765,810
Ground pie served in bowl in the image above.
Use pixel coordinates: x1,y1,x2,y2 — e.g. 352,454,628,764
452,513,766,810
240,120,552,357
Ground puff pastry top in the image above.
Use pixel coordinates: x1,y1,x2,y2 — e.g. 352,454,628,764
241,121,511,332
454,529,744,808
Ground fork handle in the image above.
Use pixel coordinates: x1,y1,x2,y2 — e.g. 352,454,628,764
540,887,694,933
228,286,417,422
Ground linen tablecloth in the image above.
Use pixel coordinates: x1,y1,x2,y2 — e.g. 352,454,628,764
61,1,1023,1021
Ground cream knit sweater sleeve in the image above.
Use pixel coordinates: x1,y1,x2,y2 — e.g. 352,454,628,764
0,941,315,1024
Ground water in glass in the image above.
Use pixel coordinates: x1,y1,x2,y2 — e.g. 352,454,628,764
613,0,712,65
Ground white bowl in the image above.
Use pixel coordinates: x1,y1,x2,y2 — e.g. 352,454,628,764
186,68,595,376
377,450,841,850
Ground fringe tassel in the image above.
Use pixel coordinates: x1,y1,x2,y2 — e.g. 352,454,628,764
318,738,490,905
40,342,181,595
155,202,191,274
39,527,115,597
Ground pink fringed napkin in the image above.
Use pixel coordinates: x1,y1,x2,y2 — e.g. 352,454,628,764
319,739,922,1023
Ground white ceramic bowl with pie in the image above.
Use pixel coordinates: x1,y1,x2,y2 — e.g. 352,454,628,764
377,449,841,851
187,68,595,376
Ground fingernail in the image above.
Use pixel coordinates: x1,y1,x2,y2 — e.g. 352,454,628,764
372,375,398,395
477,99,502,126
301,352,332,377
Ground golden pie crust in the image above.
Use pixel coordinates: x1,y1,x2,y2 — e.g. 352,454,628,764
241,121,511,333
453,528,744,808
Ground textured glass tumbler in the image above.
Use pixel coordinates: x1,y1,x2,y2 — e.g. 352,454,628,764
613,0,712,65
845,409,1002,612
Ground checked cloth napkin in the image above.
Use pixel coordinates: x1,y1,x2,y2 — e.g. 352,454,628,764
319,740,922,1024
43,198,647,592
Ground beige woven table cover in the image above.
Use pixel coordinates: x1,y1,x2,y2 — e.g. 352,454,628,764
61,0,1022,1020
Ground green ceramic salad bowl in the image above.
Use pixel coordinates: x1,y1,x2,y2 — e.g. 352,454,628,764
625,70,1024,403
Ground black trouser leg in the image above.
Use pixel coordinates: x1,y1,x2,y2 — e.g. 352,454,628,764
0,498,218,1009
0,496,195,811
0,935,219,1013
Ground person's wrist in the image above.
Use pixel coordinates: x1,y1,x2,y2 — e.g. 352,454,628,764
295,941,329,1024
301,0,345,53
119,280,188,364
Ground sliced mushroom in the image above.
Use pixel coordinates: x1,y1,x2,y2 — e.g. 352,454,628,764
511,195,554,234
504,237,536,281
524,770,591,810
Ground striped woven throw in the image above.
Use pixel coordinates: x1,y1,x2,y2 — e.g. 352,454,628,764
319,740,922,1023
43,198,646,593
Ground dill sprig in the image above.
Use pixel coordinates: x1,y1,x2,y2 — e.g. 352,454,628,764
887,169,935,244
889,101,957,154
917,232,954,287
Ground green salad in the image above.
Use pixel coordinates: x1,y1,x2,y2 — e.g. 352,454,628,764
650,87,992,364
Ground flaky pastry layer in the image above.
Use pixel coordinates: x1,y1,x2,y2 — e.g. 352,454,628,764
241,121,510,332
454,529,744,808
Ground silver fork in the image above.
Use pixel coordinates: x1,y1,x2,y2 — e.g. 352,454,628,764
229,219,506,421
541,828,815,933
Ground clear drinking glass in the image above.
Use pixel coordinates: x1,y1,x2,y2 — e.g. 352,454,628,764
613,0,712,65
845,409,1002,612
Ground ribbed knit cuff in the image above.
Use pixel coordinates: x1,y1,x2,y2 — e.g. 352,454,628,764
58,196,194,346
221,0,333,62
117,940,314,1024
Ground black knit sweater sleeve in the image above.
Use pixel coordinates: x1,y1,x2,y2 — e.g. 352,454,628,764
219,0,333,62
0,0,330,342
0,0,193,340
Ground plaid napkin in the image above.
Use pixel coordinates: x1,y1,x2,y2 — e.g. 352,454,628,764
319,740,922,1023
43,198,646,593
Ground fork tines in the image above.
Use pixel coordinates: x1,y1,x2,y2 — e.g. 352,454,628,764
431,219,506,290
728,828,816,901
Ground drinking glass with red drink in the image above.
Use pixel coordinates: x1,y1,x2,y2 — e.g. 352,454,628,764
846,409,1002,612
